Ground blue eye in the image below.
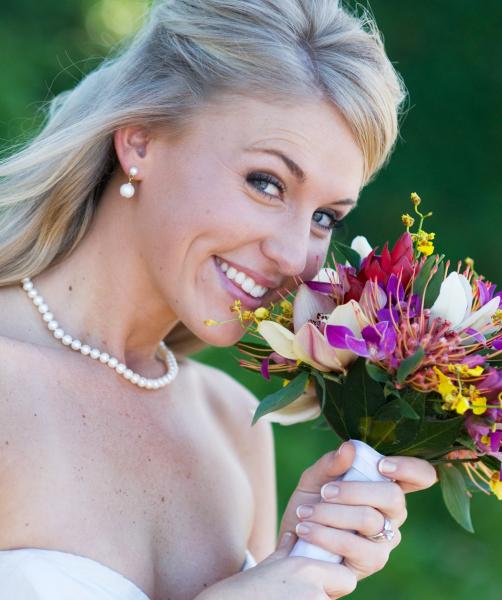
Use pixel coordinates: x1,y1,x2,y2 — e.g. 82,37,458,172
246,172,342,232
247,172,285,196
312,210,341,231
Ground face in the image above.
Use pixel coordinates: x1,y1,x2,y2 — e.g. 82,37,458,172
127,94,364,346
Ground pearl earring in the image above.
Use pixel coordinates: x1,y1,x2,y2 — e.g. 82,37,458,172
120,166,139,198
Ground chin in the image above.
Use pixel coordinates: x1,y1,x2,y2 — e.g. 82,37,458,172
196,321,247,348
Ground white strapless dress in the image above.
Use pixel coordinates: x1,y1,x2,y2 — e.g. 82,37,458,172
0,547,258,599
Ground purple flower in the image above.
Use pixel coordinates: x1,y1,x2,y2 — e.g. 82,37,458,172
477,280,502,307
260,352,296,380
326,320,397,360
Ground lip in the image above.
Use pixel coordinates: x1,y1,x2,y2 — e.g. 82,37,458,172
214,256,281,289
212,256,274,310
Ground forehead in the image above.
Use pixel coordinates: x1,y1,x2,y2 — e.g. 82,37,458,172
192,93,364,194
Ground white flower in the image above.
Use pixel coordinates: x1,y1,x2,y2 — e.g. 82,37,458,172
256,286,369,426
351,236,373,262
430,272,499,334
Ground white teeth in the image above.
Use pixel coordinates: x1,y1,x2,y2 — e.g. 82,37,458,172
226,266,237,279
216,257,269,298
234,272,246,285
249,284,265,298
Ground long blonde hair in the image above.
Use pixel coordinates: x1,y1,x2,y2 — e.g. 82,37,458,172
0,0,406,356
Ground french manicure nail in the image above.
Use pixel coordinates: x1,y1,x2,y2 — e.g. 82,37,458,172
321,483,339,500
379,459,397,473
336,442,346,456
296,504,314,518
296,523,311,536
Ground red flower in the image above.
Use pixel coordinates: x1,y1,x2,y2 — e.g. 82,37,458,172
359,232,414,287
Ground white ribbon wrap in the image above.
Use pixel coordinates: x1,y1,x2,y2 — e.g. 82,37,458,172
289,439,393,563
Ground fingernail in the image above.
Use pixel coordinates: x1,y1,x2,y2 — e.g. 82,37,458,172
379,459,397,473
321,483,339,500
296,523,311,536
336,442,347,456
279,531,293,546
296,504,314,518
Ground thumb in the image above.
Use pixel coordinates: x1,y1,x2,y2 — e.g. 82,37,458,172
263,531,298,563
296,441,356,493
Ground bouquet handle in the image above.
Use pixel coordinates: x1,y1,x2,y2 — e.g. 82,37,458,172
289,439,393,563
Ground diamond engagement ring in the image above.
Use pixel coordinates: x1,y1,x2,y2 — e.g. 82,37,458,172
366,517,395,542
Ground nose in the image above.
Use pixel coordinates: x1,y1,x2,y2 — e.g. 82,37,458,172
260,213,314,279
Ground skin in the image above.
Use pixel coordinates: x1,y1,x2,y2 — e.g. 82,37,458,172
0,93,437,599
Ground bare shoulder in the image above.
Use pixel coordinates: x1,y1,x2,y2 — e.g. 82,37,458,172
183,356,260,435
182,356,275,467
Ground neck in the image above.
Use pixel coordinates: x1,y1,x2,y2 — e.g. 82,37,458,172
23,187,180,377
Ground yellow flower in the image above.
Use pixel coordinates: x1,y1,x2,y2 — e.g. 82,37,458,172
410,192,421,206
253,307,270,321
489,474,502,500
280,299,293,313
402,213,415,228
448,364,484,377
203,319,219,326
434,367,457,399
417,241,434,256
451,394,470,415
469,386,487,415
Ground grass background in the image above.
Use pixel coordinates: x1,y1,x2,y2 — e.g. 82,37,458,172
1,1,500,598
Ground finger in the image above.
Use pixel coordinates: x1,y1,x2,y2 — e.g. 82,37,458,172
296,502,393,536
377,456,438,493
296,441,356,494
320,481,407,523
295,521,400,578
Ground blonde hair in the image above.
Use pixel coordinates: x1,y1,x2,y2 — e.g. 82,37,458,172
0,0,406,356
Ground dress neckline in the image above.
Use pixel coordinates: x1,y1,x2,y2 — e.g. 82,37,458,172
0,546,255,595
0,547,151,599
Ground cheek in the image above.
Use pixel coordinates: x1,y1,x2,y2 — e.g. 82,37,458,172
304,241,330,278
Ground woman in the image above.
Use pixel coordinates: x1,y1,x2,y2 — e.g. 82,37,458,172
0,1,437,598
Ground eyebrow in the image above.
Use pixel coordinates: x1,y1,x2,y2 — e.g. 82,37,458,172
243,147,358,207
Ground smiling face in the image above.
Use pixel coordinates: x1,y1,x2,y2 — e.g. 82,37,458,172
129,94,364,346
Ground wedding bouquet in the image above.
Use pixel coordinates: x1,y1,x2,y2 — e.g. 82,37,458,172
205,193,501,560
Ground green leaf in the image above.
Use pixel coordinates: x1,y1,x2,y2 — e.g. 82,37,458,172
396,346,425,384
251,371,310,425
322,358,387,441
311,371,327,412
437,463,475,533
384,381,401,399
397,415,465,459
423,259,445,307
330,239,361,269
366,361,390,383
398,396,420,420
367,389,425,453
412,254,446,308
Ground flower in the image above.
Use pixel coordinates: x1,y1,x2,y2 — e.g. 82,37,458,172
358,232,414,287
325,320,397,361
430,272,500,334
401,213,415,228
257,284,368,373
489,474,502,500
350,235,373,262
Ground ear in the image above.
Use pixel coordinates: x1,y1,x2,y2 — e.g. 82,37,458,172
113,126,152,181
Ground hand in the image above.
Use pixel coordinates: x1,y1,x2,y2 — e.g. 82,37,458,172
278,441,437,580
195,532,358,600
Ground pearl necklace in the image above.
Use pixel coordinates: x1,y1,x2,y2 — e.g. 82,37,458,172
20,277,179,390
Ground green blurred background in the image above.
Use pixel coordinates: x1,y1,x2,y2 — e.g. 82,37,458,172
1,1,500,598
